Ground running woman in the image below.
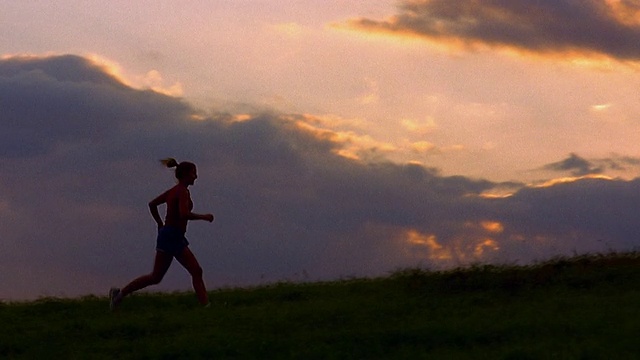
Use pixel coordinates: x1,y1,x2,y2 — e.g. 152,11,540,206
110,158,214,310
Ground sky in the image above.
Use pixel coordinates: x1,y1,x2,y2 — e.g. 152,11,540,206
2,0,640,300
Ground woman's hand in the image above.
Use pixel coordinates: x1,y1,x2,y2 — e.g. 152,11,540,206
189,213,214,222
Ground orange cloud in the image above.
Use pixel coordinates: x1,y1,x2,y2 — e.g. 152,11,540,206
474,239,500,257
405,230,453,261
401,118,437,135
88,54,183,96
481,221,504,234
139,69,184,97
293,114,398,161
605,0,640,26
403,226,502,265
409,141,437,153
532,174,614,189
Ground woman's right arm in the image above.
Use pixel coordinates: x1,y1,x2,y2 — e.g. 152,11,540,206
149,190,169,228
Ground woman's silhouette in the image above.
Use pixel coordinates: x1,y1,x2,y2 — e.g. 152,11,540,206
110,158,214,309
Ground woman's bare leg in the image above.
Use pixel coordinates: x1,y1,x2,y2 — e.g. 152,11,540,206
120,251,174,297
176,247,209,305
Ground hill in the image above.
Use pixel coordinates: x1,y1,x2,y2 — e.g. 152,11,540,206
2,252,640,359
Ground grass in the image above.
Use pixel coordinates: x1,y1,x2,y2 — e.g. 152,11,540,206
2,252,640,359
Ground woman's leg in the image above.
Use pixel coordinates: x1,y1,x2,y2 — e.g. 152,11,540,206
176,247,209,305
120,251,174,297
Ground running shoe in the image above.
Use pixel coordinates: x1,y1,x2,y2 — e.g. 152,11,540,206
109,287,121,311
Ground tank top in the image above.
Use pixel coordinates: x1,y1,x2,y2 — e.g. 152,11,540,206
164,185,193,233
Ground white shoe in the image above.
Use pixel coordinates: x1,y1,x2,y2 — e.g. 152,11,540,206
109,287,121,311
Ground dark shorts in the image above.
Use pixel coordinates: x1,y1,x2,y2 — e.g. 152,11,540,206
156,226,189,257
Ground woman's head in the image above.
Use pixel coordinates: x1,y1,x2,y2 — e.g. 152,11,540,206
161,158,197,181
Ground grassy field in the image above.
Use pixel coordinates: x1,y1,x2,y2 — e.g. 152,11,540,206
2,252,640,359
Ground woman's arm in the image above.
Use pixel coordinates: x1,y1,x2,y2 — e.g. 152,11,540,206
189,213,214,222
149,190,169,228
178,188,214,223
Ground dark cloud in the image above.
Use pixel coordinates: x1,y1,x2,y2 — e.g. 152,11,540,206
0,55,189,158
1,54,639,300
543,153,602,176
0,55,126,86
542,153,640,176
492,177,640,258
348,0,640,61
600,155,640,170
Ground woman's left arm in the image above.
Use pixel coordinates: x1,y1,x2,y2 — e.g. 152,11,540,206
189,213,214,222
178,189,214,223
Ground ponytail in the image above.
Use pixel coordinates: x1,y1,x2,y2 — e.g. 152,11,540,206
160,158,179,168
160,158,196,179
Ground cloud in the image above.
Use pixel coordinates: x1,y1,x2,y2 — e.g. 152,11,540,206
2,54,640,300
493,177,640,258
543,153,603,176
139,69,184,97
0,54,189,158
346,0,640,62
541,153,640,177
401,118,437,136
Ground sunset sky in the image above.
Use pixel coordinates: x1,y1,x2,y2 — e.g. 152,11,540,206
3,0,640,300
